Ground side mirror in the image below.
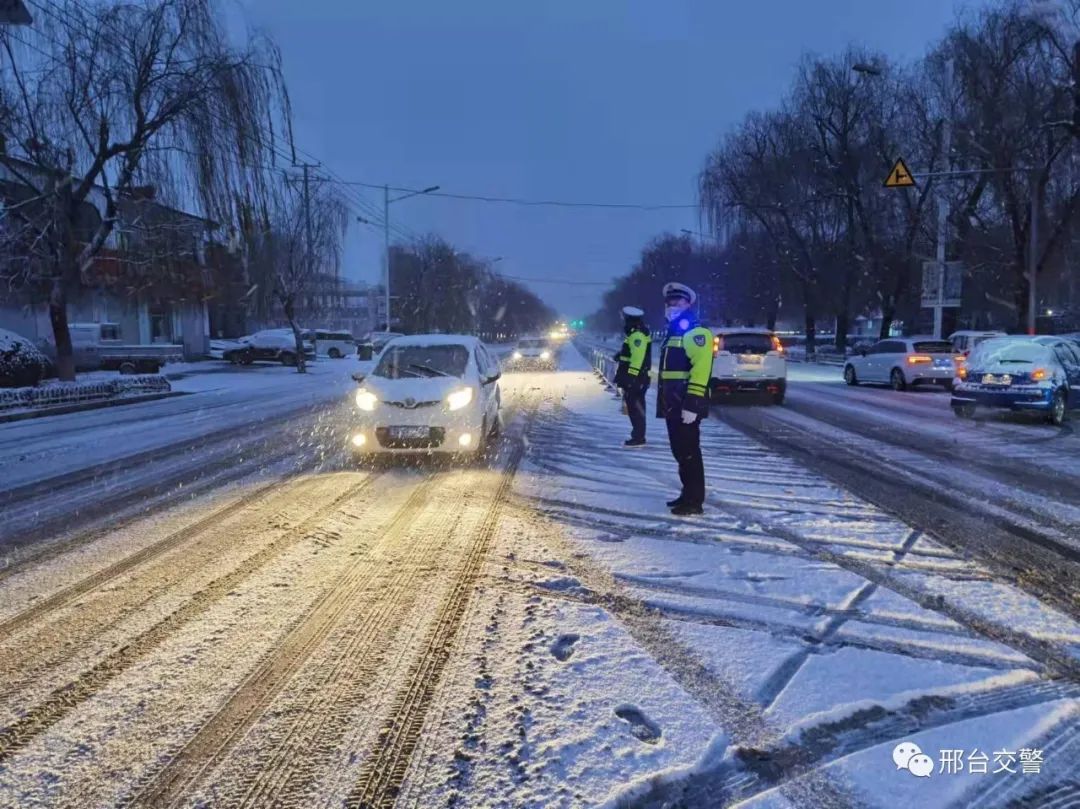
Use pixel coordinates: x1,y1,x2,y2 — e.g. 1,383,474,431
485,372,501,384
351,372,366,384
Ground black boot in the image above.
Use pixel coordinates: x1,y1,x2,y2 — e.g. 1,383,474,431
624,438,646,447
666,496,685,508
670,502,704,516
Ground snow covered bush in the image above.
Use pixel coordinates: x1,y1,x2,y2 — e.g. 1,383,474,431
0,328,50,388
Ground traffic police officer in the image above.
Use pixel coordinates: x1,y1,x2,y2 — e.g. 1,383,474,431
656,282,713,515
613,306,651,447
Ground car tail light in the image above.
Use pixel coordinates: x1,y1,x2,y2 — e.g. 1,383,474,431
957,367,968,380
713,335,720,356
907,355,932,364
954,354,966,364
771,336,784,353
1031,367,1049,381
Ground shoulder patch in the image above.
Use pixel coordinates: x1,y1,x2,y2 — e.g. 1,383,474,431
693,334,707,347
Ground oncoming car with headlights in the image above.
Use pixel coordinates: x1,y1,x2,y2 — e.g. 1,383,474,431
349,335,502,457
508,337,556,370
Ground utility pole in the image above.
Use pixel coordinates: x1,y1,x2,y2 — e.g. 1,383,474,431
1029,170,1040,335
383,184,391,331
933,58,954,340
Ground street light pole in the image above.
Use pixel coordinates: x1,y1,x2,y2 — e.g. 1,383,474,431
381,184,440,331
1029,171,1040,335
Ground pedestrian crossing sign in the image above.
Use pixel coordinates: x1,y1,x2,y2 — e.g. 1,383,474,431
884,158,916,188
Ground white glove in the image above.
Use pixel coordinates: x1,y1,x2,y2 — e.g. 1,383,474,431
681,409,697,425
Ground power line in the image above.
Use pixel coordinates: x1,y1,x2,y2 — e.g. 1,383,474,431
495,273,611,286
339,181,698,210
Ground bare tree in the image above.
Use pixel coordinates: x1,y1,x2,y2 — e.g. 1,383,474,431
247,177,349,373
0,0,287,379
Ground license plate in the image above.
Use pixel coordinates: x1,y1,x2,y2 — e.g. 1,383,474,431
389,426,430,439
737,354,763,365
981,374,1011,385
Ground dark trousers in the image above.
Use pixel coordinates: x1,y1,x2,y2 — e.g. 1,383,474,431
665,415,704,506
624,386,647,441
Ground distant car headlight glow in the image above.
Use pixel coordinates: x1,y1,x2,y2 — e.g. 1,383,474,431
447,387,474,410
351,433,367,447
458,433,473,447
355,389,378,411
540,350,551,360
513,351,522,359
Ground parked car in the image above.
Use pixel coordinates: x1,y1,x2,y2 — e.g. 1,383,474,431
349,334,501,457
358,332,405,357
508,337,556,370
951,336,1080,425
0,328,51,387
710,328,787,405
222,329,315,366
843,337,957,391
948,330,1007,359
306,329,355,359
38,322,181,374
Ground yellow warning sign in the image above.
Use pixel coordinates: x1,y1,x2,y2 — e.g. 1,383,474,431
884,158,916,188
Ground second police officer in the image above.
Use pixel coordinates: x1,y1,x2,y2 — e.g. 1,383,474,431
656,282,713,515
613,306,651,447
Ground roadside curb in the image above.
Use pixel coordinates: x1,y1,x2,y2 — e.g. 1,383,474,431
0,391,189,424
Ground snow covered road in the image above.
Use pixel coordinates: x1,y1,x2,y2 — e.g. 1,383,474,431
0,346,1077,808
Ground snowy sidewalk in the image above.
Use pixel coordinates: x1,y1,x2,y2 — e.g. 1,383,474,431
402,346,1080,808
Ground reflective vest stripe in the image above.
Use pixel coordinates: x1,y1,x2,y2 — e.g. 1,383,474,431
660,370,690,380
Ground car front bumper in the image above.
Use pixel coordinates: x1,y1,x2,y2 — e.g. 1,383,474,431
350,405,485,453
951,385,1054,411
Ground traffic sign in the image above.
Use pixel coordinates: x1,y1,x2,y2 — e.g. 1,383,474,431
884,158,916,188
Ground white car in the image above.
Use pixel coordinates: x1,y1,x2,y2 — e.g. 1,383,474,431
844,336,957,391
949,330,1007,358
306,329,355,359
349,335,502,457
508,337,556,370
710,328,787,404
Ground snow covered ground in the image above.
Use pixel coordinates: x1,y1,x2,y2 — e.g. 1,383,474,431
0,344,1076,808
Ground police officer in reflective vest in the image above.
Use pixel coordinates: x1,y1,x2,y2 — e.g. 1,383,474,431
657,282,713,515
613,306,651,447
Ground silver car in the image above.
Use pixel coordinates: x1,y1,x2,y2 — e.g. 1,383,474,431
844,337,958,391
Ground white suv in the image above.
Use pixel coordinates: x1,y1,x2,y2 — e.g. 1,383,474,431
349,335,502,457
710,329,787,405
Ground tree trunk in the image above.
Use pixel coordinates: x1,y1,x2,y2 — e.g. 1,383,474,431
49,277,75,382
804,309,816,356
879,307,895,340
283,296,306,374
835,311,849,351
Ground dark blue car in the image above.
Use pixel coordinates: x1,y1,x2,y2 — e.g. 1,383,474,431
951,336,1080,425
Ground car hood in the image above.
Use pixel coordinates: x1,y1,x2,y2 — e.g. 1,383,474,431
362,375,469,403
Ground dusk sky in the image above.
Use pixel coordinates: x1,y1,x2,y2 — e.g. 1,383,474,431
239,0,976,319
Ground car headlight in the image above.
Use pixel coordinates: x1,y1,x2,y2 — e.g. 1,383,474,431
513,351,522,359
540,350,551,360
355,389,378,411
447,387,474,411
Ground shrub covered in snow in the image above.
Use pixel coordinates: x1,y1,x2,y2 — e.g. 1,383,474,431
0,328,50,388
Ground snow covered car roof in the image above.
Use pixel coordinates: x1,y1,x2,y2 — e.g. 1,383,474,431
385,334,483,348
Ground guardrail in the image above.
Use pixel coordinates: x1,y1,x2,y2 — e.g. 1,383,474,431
0,374,172,412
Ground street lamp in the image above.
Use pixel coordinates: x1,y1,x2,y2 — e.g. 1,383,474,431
383,184,440,330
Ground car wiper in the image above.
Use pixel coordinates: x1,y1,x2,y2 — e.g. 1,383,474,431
409,363,453,377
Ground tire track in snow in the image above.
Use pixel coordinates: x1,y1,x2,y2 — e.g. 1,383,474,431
344,400,537,809
125,471,449,808
0,473,378,764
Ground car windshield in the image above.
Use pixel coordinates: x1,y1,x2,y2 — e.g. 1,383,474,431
721,334,773,354
518,340,547,348
969,341,1049,367
912,341,954,354
373,344,470,379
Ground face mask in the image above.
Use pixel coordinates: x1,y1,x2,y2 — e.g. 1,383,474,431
665,302,689,322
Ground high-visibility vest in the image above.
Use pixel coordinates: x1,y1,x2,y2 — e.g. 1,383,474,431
657,318,712,417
